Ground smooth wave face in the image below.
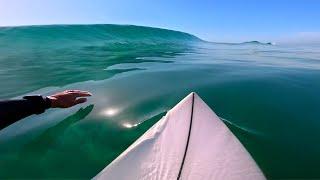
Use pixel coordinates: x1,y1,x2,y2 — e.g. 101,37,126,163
0,25,201,98
1,24,320,179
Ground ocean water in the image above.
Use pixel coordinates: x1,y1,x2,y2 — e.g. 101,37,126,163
0,24,320,179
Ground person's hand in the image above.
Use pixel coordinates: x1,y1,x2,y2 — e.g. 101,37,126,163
47,90,92,108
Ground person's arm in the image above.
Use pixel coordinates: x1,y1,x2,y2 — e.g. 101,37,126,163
0,90,92,130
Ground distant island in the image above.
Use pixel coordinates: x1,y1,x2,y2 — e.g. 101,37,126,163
212,40,275,45
241,41,273,45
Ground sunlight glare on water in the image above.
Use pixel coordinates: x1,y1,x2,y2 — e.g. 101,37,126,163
101,108,119,117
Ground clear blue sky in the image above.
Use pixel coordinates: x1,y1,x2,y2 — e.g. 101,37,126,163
0,0,319,43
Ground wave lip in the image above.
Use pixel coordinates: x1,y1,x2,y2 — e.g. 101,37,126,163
0,24,203,46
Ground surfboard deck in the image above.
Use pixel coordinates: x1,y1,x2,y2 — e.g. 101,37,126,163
93,92,265,180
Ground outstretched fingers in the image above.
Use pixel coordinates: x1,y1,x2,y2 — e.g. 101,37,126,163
68,90,92,97
74,97,88,105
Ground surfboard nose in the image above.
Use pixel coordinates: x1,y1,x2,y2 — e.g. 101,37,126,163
94,92,265,180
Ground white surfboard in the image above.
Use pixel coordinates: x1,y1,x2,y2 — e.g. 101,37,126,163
93,92,265,180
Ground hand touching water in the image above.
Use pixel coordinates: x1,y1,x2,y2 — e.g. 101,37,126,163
47,90,92,108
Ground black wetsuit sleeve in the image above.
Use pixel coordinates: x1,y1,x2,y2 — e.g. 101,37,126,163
0,96,51,130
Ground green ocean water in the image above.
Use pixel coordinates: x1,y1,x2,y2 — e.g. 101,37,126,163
0,24,320,179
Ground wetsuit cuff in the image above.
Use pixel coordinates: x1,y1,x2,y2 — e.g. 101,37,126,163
22,95,50,114
44,96,52,109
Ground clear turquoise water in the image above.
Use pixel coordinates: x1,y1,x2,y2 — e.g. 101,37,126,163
0,24,320,179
